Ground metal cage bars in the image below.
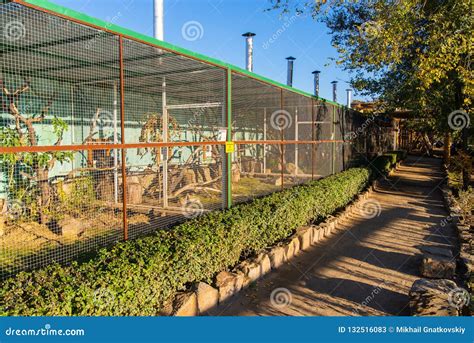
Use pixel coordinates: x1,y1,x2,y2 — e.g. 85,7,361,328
0,1,371,277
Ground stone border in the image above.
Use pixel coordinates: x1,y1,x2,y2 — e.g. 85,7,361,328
407,165,472,316
170,181,378,316
440,184,473,295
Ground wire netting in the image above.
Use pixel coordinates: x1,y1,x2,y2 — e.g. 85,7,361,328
0,2,395,278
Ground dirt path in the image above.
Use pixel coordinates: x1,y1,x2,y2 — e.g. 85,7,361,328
209,156,458,316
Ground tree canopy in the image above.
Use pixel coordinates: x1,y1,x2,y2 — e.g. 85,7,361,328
270,0,473,133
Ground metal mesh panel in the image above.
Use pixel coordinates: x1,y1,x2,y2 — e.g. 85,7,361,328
122,38,226,144
232,73,281,142
0,3,121,147
283,143,313,188
314,101,333,140
232,143,281,204
0,2,394,279
0,149,124,279
313,142,333,178
125,144,225,240
282,91,313,142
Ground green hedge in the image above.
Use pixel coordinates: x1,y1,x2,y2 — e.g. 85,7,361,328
370,150,407,175
0,168,371,316
371,155,393,174
387,150,408,162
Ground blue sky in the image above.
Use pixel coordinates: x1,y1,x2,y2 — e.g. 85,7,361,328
52,0,356,104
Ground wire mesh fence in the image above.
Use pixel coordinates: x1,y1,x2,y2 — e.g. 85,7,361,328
0,1,397,278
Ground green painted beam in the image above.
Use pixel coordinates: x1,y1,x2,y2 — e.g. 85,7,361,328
226,68,232,208
5,0,348,109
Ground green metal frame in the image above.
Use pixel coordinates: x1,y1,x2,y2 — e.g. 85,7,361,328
226,68,232,208
7,0,347,109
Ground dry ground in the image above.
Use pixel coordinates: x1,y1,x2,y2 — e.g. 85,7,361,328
209,156,458,316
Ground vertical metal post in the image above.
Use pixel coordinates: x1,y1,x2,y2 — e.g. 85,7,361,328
113,82,119,203
162,77,168,208
242,32,256,72
331,81,338,103
280,89,284,190
286,57,295,87
70,84,75,171
118,35,128,241
311,99,315,180
312,70,320,97
294,106,298,175
346,89,352,109
331,105,336,175
221,72,227,209
154,0,164,40
226,68,232,208
263,108,267,173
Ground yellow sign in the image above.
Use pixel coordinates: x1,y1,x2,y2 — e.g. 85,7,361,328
225,141,235,153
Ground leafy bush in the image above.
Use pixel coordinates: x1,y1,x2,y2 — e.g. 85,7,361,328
387,150,407,162
0,168,371,316
370,155,393,175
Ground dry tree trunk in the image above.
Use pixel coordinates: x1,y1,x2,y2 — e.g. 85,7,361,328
1,78,58,224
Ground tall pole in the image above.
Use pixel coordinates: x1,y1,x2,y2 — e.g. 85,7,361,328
312,70,320,97
346,89,352,109
331,81,338,103
242,32,256,72
154,0,164,40
286,56,296,87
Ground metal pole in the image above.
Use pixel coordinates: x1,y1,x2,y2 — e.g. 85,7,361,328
263,108,267,173
346,89,352,109
222,73,227,210
113,82,119,203
70,84,75,171
242,32,256,72
118,36,128,241
312,70,320,97
331,81,338,103
154,0,164,40
162,77,168,208
294,106,298,175
286,56,295,87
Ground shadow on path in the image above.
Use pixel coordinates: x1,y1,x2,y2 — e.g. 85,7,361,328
207,156,458,316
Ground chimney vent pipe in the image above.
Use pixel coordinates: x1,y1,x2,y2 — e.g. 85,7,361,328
242,32,256,72
286,56,296,87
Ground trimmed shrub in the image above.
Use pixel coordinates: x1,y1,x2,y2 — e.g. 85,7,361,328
387,150,407,162
370,155,393,175
0,168,371,316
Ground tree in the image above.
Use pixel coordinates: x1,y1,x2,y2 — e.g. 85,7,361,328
0,78,72,224
270,0,473,187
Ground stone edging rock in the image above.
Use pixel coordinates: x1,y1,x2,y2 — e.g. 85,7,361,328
407,166,472,317
170,180,378,316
